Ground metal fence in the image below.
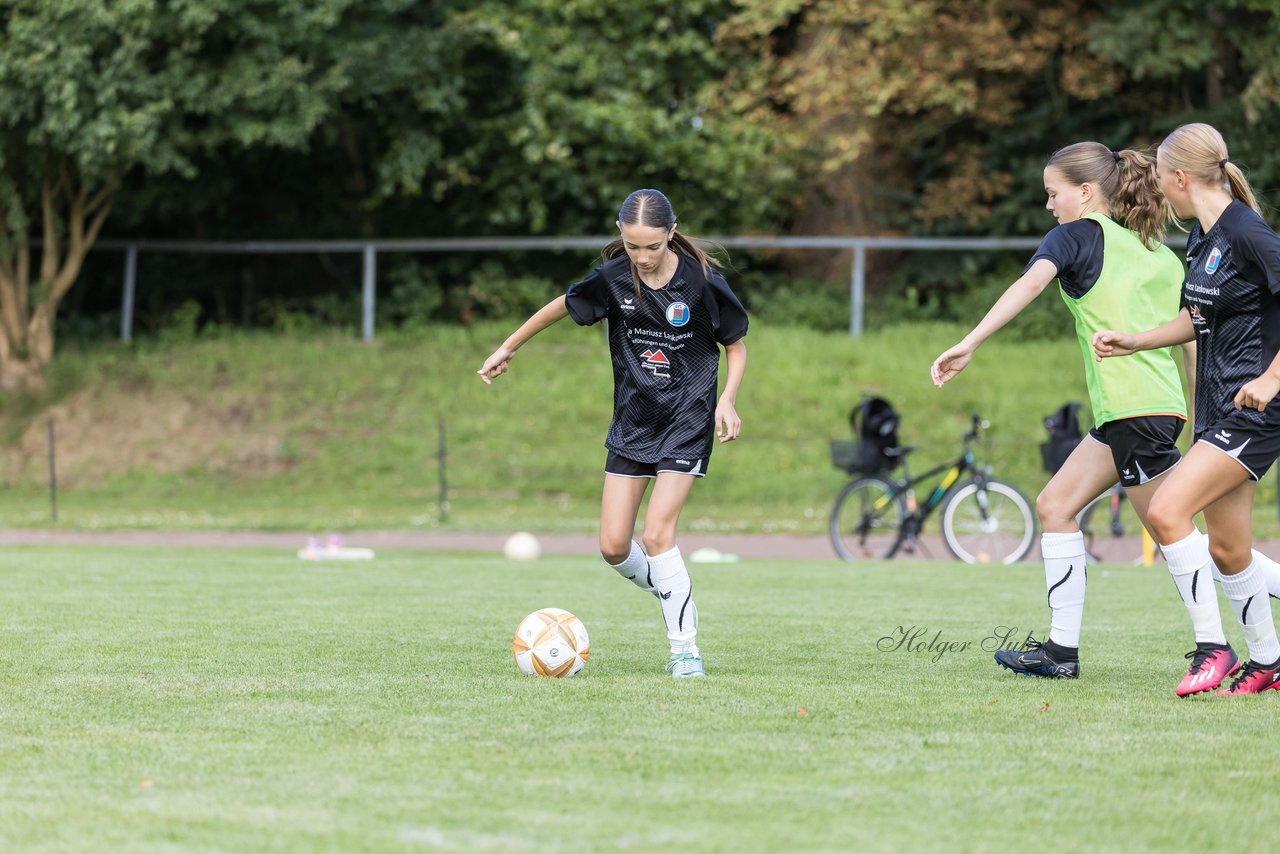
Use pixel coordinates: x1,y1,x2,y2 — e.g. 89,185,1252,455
89,233,1189,341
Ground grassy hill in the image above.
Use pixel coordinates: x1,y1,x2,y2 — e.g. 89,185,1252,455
1,321,1271,536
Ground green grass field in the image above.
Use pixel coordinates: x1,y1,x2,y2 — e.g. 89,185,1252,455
2,546,1276,851
5,322,1279,539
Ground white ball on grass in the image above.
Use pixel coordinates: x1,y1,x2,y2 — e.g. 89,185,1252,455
512,607,589,677
504,531,541,561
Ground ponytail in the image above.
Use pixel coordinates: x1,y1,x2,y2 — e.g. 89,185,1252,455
1222,161,1261,215
1111,149,1167,249
1046,141,1168,250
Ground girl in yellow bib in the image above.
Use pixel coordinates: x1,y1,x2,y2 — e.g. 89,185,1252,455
931,142,1238,694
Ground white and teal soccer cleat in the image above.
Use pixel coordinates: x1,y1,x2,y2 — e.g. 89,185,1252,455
665,652,705,678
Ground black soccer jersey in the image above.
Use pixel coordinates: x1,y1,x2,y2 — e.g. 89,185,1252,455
565,253,748,463
1182,200,1280,432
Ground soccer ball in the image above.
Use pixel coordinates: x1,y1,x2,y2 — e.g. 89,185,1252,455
512,608,590,678
504,531,541,561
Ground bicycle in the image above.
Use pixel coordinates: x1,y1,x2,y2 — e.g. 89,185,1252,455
1038,403,1155,566
1078,482,1155,565
829,414,1036,564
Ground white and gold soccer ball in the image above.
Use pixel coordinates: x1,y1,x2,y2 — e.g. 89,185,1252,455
512,608,590,678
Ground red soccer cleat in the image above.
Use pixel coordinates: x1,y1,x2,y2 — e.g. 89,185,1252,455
1215,659,1280,696
1177,643,1241,697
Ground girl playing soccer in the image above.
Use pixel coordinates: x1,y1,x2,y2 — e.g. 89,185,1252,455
477,188,748,678
1094,123,1280,695
931,141,1241,694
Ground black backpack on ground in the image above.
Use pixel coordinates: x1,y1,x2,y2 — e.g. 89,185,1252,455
1040,401,1084,475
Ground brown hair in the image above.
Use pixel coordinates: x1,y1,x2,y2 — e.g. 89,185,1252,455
600,189,722,298
1158,122,1260,215
1046,141,1168,248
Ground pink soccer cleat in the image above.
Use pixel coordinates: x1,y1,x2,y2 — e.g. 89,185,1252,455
1215,659,1280,696
1177,643,1241,697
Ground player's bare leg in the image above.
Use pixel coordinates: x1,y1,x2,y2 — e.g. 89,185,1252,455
599,473,653,591
1122,472,1237,695
996,438,1113,678
1148,447,1278,695
1200,479,1280,694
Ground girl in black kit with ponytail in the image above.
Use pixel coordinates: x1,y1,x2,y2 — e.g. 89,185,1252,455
479,189,748,678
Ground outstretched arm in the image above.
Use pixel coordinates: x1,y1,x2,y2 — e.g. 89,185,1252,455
1092,308,1194,361
715,339,747,443
930,258,1058,388
477,295,570,384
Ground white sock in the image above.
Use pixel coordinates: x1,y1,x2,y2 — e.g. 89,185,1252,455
1042,532,1086,649
1162,529,1227,645
1219,558,1280,665
605,540,654,593
648,546,699,656
1219,550,1280,601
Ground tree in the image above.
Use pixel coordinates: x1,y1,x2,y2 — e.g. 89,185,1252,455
716,0,1280,241
714,1,1129,235
0,1,494,389
35,1,792,336
0,0,391,389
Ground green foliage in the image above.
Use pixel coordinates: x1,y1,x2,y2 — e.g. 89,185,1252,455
20,0,1280,362
155,299,203,344
867,255,1074,342
718,0,1280,244
0,0,364,218
458,265,561,323
100,0,795,242
380,261,446,330
736,270,851,333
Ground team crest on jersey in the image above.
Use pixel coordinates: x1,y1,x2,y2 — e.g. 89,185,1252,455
1205,247,1222,274
665,302,690,327
640,348,670,377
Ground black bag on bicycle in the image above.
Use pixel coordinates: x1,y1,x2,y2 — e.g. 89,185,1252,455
846,396,900,474
1040,401,1083,475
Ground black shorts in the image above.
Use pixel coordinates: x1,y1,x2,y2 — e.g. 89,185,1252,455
1087,415,1184,488
605,450,708,479
1195,411,1280,481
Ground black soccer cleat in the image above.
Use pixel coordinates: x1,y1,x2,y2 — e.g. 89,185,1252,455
994,639,1079,679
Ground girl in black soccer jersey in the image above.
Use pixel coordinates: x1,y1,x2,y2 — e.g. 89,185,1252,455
477,189,748,678
1095,123,1280,695
931,142,1243,694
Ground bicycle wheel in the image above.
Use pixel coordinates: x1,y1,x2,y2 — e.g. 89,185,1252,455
830,477,906,560
940,479,1035,564
1078,493,1153,565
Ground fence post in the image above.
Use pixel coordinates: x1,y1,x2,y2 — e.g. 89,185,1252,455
362,245,376,342
438,418,449,522
121,245,138,342
850,243,866,337
47,417,57,522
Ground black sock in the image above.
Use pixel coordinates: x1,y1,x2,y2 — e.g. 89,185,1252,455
1044,638,1078,661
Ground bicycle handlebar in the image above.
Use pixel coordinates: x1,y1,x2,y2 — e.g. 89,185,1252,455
964,413,989,443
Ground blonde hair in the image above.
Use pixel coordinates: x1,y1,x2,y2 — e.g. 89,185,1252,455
1158,123,1260,215
1046,141,1168,248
